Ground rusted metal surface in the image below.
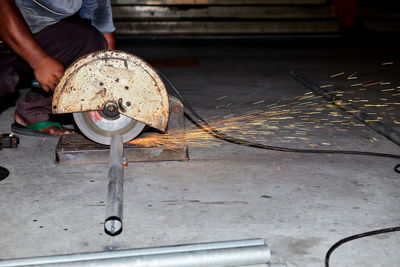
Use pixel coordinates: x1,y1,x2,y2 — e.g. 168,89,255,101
55,134,188,164
56,96,188,164
52,50,169,132
165,96,185,138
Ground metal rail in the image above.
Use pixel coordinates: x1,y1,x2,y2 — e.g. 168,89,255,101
0,239,270,266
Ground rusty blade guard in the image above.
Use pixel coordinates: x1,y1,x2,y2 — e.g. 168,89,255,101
52,50,169,132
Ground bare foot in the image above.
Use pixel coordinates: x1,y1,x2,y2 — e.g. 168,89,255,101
14,112,74,136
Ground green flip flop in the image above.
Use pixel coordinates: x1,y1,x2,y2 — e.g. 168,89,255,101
11,121,70,137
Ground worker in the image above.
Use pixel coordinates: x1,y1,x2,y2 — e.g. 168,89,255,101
0,0,116,135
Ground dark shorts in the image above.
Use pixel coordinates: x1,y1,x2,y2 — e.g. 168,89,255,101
0,16,108,123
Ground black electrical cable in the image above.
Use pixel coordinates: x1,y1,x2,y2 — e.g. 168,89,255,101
325,226,400,267
158,71,400,161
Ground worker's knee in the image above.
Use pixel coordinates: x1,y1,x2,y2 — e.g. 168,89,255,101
37,17,108,67
82,27,108,52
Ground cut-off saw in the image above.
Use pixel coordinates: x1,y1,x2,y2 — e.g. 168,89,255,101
52,50,186,235
52,50,170,145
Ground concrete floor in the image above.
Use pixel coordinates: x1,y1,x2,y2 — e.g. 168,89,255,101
1,35,400,266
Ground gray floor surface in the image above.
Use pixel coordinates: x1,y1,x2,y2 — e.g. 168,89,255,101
0,36,400,266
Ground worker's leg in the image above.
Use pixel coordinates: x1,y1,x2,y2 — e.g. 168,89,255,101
15,16,108,124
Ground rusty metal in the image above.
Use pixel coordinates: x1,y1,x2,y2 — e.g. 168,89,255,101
55,96,188,164
52,50,169,132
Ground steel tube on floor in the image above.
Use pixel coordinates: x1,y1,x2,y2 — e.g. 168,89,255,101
55,245,270,267
0,239,270,267
104,134,124,236
7,239,266,265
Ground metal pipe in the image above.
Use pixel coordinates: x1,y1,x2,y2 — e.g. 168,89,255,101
54,245,270,267
0,239,270,267
104,134,124,236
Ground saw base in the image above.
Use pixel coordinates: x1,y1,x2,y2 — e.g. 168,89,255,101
55,133,188,164
56,96,188,164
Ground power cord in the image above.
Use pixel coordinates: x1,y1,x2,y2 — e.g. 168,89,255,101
325,226,400,267
158,71,400,161
157,71,400,266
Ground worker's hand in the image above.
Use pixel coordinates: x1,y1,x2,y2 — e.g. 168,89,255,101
33,56,64,93
0,1,62,92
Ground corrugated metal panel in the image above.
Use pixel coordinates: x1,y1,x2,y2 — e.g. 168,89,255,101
113,5,335,19
115,20,339,35
361,2,400,31
112,0,328,5
111,0,337,35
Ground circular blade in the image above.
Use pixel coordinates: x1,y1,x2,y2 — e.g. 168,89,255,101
73,111,145,145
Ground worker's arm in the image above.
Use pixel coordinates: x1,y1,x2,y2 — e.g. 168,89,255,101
80,0,116,50
103,32,116,50
0,0,63,92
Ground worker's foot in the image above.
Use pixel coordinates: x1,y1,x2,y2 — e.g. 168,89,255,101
13,112,74,136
